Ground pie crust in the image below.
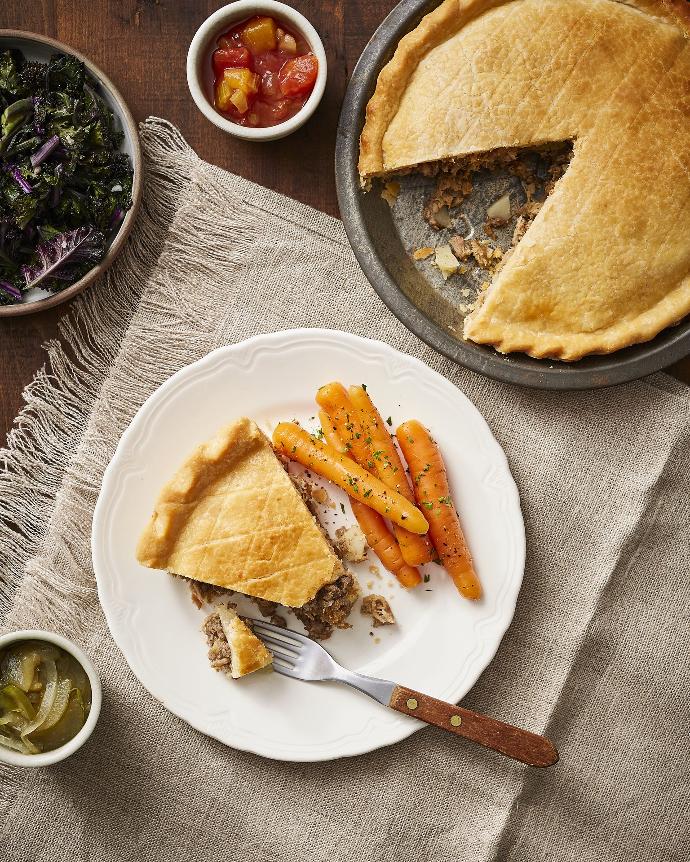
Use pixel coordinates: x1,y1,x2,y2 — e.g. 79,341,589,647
359,0,690,360
207,605,273,679
136,418,344,607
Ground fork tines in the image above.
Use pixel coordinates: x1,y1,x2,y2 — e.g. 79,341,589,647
242,617,303,674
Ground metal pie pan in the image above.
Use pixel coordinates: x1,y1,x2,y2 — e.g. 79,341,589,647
334,0,690,390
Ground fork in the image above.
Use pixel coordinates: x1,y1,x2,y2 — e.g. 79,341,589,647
246,618,558,767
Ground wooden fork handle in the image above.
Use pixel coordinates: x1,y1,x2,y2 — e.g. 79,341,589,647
389,685,558,767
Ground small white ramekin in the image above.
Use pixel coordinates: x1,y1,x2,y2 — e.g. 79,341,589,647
0,629,102,768
187,0,327,142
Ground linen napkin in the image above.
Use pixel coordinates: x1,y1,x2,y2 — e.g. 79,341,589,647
1,119,688,862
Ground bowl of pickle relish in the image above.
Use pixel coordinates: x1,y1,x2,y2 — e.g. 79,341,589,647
0,630,101,767
187,1,327,141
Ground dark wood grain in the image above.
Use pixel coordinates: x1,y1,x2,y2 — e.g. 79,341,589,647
390,684,559,767
0,0,396,444
0,0,688,445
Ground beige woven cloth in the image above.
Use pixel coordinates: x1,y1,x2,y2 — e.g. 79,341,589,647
1,119,689,862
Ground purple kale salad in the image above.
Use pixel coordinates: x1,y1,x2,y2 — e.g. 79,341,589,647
0,49,134,304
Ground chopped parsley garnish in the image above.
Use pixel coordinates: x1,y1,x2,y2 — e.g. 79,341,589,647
422,501,434,510
340,503,345,514
363,489,372,498
439,495,453,505
386,416,392,426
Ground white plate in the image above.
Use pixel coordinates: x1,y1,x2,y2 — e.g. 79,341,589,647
92,329,525,761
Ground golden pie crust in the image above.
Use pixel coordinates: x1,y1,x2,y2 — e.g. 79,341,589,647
136,418,344,607
359,0,690,360
217,606,273,678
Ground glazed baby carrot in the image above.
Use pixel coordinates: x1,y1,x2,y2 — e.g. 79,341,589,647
273,422,429,535
316,382,373,465
349,385,435,567
396,420,482,600
320,382,433,566
318,409,346,453
349,499,422,588
319,409,422,588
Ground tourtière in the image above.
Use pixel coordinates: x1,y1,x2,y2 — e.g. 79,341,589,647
359,0,690,360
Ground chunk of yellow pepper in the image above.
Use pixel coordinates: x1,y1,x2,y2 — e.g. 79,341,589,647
240,16,277,52
222,67,259,93
214,67,258,113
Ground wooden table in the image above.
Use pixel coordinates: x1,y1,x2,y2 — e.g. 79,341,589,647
1,1,688,444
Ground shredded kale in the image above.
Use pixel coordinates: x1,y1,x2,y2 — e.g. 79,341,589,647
0,50,133,304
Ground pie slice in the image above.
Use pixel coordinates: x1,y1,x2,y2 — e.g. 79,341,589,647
359,0,690,360
136,417,344,607
203,605,272,679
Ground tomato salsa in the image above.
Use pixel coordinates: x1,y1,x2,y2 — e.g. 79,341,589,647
210,16,319,128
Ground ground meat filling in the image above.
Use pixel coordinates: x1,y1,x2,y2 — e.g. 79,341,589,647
421,142,573,232
360,594,396,627
189,572,359,641
252,597,288,629
294,573,360,640
188,579,233,609
203,611,233,671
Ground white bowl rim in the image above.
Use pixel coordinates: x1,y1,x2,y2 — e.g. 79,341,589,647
186,0,327,142
0,629,102,768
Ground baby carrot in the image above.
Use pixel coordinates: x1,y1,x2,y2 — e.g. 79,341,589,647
319,409,421,588
349,385,435,567
316,382,374,466
396,420,482,601
318,409,348,455
350,499,422,588
273,422,429,535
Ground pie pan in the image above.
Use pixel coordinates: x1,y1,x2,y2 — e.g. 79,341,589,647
0,31,142,318
334,0,690,391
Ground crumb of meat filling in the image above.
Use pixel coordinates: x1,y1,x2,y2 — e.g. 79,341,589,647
360,594,396,628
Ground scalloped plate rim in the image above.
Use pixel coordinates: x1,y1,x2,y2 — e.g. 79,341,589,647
92,328,525,761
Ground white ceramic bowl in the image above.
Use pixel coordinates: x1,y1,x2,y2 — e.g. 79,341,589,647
0,630,102,768
187,0,327,141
